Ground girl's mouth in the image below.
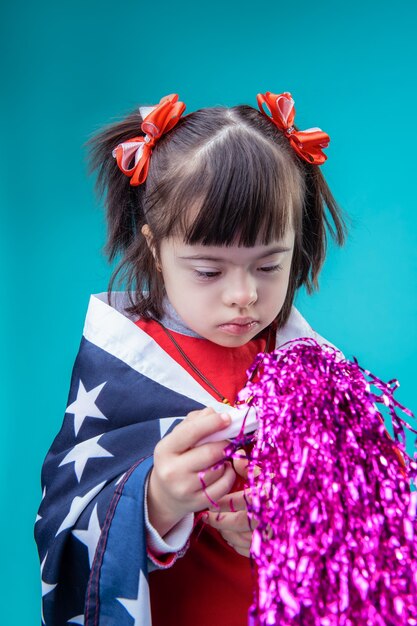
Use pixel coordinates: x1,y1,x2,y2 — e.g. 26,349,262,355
218,321,259,335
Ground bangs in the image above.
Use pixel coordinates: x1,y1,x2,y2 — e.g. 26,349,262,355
146,124,304,246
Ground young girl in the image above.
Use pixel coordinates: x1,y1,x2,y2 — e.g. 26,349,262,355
35,91,346,625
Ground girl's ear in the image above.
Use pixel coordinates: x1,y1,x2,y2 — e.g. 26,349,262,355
141,224,162,271
141,224,154,250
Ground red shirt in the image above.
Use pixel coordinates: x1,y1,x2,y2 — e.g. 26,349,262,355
136,318,269,625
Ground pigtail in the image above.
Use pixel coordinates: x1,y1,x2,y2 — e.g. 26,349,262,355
298,163,348,293
275,159,347,329
87,110,163,315
87,110,146,262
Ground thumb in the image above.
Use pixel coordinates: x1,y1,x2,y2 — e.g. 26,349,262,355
233,449,249,479
233,449,261,479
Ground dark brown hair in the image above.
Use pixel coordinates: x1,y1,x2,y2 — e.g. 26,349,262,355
88,102,347,329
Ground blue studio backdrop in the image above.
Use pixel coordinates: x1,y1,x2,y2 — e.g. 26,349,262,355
2,1,417,624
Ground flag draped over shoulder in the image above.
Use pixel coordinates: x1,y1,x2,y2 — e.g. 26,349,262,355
34,292,326,626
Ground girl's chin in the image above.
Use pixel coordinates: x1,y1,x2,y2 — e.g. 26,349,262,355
208,329,262,348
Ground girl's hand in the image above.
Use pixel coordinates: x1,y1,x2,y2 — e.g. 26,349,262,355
147,407,236,538
205,489,255,557
205,449,257,558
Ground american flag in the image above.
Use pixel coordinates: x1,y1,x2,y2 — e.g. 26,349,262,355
35,292,322,625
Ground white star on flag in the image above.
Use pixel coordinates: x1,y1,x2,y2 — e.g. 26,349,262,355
117,570,151,626
59,435,113,482
67,615,84,624
41,554,57,624
56,481,106,536
66,380,108,436
72,503,101,567
159,416,183,438
36,486,46,523
35,487,46,524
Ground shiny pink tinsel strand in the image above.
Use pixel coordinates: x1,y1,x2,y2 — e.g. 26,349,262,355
227,338,417,626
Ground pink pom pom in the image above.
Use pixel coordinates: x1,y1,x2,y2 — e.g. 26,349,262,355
226,338,417,625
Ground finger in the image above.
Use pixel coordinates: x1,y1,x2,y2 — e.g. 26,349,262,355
185,407,216,420
231,532,253,548
196,461,236,508
232,451,262,479
185,440,230,472
232,449,249,479
208,488,251,512
221,530,253,549
205,509,254,532
196,462,232,490
228,544,251,558
166,410,231,453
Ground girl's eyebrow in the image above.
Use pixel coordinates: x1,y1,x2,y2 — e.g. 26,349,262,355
179,246,291,261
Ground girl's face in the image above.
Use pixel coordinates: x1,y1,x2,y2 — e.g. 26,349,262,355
153,228,295,347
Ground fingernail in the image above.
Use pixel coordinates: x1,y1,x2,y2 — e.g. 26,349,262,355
220,412,231,425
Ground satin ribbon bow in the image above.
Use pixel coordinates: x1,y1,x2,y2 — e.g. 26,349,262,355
257,92,329,165
112,93,186,186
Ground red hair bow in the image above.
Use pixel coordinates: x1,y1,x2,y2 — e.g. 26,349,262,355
257,92,329,165
112,94,186,186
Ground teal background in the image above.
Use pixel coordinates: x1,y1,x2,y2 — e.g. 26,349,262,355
2,1,417,623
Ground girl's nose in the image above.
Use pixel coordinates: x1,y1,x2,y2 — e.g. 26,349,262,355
223,272,258,308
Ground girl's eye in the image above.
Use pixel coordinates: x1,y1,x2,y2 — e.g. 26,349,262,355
194,270,221,279
259,264,283,273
